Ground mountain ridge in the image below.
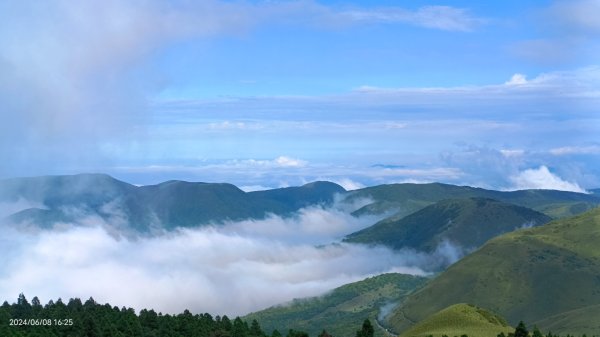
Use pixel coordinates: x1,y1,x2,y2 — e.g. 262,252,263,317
387,206,600,335
345,197,552,257
2,173,599,231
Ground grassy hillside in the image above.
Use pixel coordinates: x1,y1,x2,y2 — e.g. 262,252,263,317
244,273,429,337
388,207,600,335
532,304,600,336
345,198,551,253
347,183,600,219
398,303,512,337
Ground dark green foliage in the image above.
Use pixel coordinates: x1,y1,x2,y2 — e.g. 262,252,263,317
345,198,552,257
356,319,374,337
250,319,265,337
286,330,309,337
515,321,529,337
0,295,592,337
245,273,428,337
318,330,331,337
0,294,290,337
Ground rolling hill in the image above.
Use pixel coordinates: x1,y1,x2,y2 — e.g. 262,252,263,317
398,303,512,337
531,304,600,336
345,198,551,255
244,273,429,337
387,207,600,336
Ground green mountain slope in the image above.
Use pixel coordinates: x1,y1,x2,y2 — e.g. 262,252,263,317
348,183,600,219
345,198,551,253
0,174,345,230
398,303,512,337
388,207,600,335
244,273,429,337
532,304,600,336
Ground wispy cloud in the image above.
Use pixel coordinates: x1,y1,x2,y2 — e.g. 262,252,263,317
334,5,484,32
355,66,600,98
547,0,600,34
512,0,600,64
549,145,600,155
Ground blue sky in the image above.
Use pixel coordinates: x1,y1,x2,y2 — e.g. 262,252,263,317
0,0,599,191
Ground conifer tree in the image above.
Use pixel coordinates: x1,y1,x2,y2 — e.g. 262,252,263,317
514,321,529,337
356,319,374,337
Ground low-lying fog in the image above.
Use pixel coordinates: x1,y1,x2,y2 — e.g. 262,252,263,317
0,198,461,316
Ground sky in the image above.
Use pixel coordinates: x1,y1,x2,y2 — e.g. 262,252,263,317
1,0,599,191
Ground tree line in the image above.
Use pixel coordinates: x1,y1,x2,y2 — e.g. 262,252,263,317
496,321,598,337
0,294,376,337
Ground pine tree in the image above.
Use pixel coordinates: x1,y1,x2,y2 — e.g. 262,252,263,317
250,319,264,337
356,319,374,337
514,321,529,337
319,330,332,337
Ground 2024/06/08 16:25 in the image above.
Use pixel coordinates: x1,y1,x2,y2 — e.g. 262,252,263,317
9,318,73,326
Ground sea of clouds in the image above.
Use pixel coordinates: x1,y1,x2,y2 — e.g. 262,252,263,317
0,196,466,317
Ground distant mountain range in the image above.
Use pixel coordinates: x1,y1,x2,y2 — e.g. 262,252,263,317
0,173,344,230
2,174,599,232
348,183,600,219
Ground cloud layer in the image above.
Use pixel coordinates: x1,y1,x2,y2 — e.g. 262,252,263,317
0,202,431,316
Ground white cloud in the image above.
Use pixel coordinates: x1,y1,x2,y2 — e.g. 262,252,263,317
549,145,600,155
0,0,263,173
505,73,528,86
375,167,464,180
508,165,586,193
207,121,264,131
229,156,309,169
328,178,365,191
0,204,430,316
274,156,308,168
238,185,274,192
500,149,525,158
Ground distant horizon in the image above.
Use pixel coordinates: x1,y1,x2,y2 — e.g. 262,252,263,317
2,171,598,194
